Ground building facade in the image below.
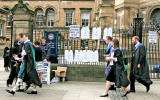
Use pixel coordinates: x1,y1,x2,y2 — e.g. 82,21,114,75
0,0,160,49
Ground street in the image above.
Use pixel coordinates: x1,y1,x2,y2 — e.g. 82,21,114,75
0,58,160,100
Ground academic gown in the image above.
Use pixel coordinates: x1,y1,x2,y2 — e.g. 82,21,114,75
114,49,129,88
18,41,41,87
131,45,152,85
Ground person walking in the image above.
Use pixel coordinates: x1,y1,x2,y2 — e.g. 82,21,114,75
6,33,42,95
129,36,152,93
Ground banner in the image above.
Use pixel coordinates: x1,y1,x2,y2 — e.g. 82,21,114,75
45,31,58,57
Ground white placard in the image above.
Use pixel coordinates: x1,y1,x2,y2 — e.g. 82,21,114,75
38,62,50,85
149,31,157,45
92,27,101,40
103,27,113,40
70,25,80,40
73,50,99,63
81,27,90,40
64,50,73,62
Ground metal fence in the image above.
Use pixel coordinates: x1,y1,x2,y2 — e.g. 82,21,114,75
33,26,160,79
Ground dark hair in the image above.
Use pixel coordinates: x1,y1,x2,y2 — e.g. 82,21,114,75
34,41,40,45
41,36,46,40
133,36,140,41
6,38,10,41
23,33,29,37
112,39,119,48
18,33,24,38
106,36,112,41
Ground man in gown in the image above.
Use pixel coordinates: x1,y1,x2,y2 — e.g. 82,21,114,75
129,36,152,93
6,33,42,95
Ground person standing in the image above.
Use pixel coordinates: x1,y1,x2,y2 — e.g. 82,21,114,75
129,36,152,93
34,41,43,83
40,37,50,62
6,33,42,95
3,38,11,72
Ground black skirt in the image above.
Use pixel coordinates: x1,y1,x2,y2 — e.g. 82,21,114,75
106,65,115,82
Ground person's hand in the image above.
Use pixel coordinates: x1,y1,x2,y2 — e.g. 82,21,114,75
137,64,140,68
43,59,47,62
19,58,22,62
13,54,18,58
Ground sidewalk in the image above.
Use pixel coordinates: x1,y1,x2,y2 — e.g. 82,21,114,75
0,58,160,100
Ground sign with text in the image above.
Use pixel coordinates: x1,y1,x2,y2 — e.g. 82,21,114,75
149,31,157,45
69,25,80,40
45,31,58,57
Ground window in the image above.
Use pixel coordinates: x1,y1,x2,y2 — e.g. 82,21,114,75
66,12,73,27
47,9,55,27
0,24,4,36
6,17,11,27
81,13,90,27
35,10,44,27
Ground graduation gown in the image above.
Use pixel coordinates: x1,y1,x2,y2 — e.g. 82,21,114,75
18,41,41,87
131,44,152,85
114,49,129,88
3,46,11,67
105,44,112,76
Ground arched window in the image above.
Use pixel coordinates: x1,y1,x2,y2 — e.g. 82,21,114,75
47,9,55,27
35,9,44,27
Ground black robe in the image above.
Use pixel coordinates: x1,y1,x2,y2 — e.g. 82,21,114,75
21,41,41,87
114,49,129,88
131,45,152,85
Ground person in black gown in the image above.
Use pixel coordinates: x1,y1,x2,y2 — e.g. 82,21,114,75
129,36,152,93
6,33,42,95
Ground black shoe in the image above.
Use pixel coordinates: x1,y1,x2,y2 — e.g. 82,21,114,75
6,89,15,95
146,85,150,92
100,94,109,97
27,91,38,94
17,89,24,92
128,90,135,93
122,91,130,97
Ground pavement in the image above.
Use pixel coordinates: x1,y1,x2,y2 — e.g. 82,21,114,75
0,58,160,100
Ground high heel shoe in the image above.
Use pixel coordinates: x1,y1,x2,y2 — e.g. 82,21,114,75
122,91,130,97
100,94,109,97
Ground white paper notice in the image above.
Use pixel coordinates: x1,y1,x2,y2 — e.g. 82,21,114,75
103,27,113,40
65,50,73,62
70,25,80,40
149,31,157,45
81,27,90,40
92,27,101,40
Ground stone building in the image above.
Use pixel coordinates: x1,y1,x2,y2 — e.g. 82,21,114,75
0,0,160,50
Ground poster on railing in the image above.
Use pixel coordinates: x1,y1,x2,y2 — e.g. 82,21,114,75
81,27,90,40
73,50,99,62
92,27,101,40
69,25,80,40
149,31,157,45
103,27,113,40
37,62,50,85
64,50,74,62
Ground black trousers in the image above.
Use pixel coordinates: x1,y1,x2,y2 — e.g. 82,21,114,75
130,70,149,91
7,62,20,85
